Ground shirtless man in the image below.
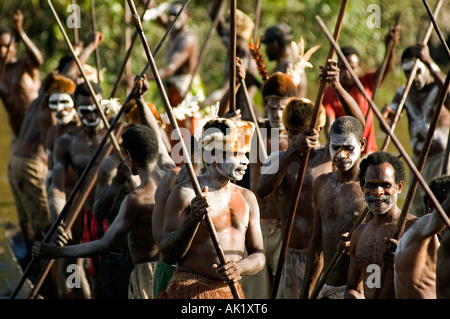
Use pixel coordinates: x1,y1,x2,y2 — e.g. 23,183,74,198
243,72,298,298
201,0,261,123
323,25,400,155
345,151,417,299
392,175,450,298
261,23,307,97
437,206,450,299
33,119,175,299
256,60,365,298
149,1,201,107
0,10,43,141
7,32,103,253
158,117,265,299
301,116,367,299
383,43,450,217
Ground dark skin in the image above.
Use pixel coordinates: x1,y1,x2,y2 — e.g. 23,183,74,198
382,43,450,157
256,60,365,251
324,25,400,138
437,228,450,299
33,76,176,266
345,163,417,299
14,32,103,162
263,32,307,98
301,132,367,298
200,0,261,121
0,10,43,138
393,197,448,299
148,1,198,106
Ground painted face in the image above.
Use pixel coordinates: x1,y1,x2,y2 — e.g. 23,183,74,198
362,163,402,215
329,133,362,171
266,96,290,129
215,151,249,181
77,104,101,129
48,92,76,125
402,59,430,90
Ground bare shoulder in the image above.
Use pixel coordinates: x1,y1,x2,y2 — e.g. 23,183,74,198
315,170,334,187
232,184,258,205
311,143,332,162
404,213,419,230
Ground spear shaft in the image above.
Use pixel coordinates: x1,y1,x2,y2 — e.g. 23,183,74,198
381,0,444,151
126,0,241,299
270,0,349,299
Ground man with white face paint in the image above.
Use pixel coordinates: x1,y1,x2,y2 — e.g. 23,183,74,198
245,72,298,298
158,117,265,299
46,87,80,174
47,81,110,298
345,151,417,299
302,116,368,299
257,60,366,299
382,43,450,217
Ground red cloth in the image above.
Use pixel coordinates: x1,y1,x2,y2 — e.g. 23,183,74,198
83,209,108,276
323,70,377,155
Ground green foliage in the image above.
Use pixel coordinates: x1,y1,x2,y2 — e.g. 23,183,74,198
1,0,447,106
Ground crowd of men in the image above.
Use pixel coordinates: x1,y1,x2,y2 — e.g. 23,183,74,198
0,1,449,300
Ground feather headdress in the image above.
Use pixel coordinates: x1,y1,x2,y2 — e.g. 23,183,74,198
286,37,321,86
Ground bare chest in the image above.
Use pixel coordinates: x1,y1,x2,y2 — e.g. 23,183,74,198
205,191,249,233
355,223,395,270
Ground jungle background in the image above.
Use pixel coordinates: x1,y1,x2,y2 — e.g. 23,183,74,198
0,0,449,295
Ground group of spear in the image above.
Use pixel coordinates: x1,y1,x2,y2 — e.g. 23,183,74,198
8,0,450,300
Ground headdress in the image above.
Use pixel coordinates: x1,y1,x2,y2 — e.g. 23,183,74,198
202,118,255,154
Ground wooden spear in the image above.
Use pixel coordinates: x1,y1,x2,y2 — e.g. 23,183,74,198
316,10,450,240
376,73,450,299
381,0,444,151
109,0,153,98
422,0,450,61
26,0,191,299
9,0,130,298
316,9,450,249
422,0,450,176
72,0,79,44
126,0,242,299
181,0,225,102
270,0,349,299
308,11,402,299
240,77,267,161
371,12,401,102
0,0,24,85
308,208,369,299
374,0,450,298
27,123,126,299
229,0,237,112
252,0,262,42
90,0,101,84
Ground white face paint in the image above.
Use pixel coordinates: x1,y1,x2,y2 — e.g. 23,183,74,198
365,192,397,215
329,133,361,171
77,104,100,128
402,59,430,90
266,96,290,129
215,152,249,181
48,92,76,125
